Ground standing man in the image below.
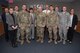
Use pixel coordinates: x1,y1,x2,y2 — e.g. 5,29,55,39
43,4,50,25
43,5,50,38
14,5,20,42
36,6,46,43
33,5,38,14
6,7,18,47
55,6,59,14
47,5,59,44
58,6,70,44
18,5,31,45
14,5,19,15
1,7,9,42
67,9,78,44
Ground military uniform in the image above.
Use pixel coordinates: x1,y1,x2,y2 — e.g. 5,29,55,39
47,11,59,44
58,12,70,44
18,11,31,44
14,11,21,42
36,12,46,43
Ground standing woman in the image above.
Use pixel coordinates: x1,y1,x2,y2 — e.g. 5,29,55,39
29,8,36,40
67,9,78,44
6,7,18,48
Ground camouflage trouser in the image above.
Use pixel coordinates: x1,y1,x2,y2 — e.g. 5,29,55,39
59,25,68,41
20,25,30,40
17,27,20,40
48,26,57,40
37,26,44,38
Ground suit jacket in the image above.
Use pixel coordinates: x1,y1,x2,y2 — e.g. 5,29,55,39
6,13,18,30
1,13,7,24
1,13,8,30
71,14,78,28
30,13,36,25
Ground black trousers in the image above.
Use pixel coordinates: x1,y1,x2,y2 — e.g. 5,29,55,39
67,27,75,41
4,23,9,41
8,29,17,45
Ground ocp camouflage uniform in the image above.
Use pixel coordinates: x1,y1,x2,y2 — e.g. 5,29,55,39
14,11,21,42
47,11,59,44
18,11,31,44
36,12,46,43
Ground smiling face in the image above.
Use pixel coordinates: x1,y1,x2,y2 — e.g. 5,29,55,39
55,7,59,12
14,6,19,11
62,6,67,12
5,8,9,13
22,5,27,11
45,4,49,10
70,9,74,15
49,6,54,11
38,6,43,12
30,9,33,13
9,8,14,14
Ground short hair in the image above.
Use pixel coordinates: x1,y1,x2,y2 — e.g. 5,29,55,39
5,7,8,9
49,5,53,7
9,7,13,10
9,7,13,9
29,8,33,10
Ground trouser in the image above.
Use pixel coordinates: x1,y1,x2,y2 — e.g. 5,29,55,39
67,27,74,41
37,26,44,39
59,25,68,41
20,26,30,40
30,24,35,39
48,26,57,41
8,29,17,45
4,23,9,41
17,27,20,40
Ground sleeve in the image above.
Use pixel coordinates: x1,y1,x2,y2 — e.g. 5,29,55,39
75,15,78,25
14,14,18,25
6,15,9,24
6,14,12,27
17,12,21,27
56,14,59,27
0,15,2,22
34,14,37,26
28,14,31,26
67,13,71,27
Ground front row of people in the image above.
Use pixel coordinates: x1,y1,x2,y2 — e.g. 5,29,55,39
1,5,78,48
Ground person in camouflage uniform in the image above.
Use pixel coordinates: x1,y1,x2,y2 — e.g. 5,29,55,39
47,5,59,44
14,5,21,42
18,5,31,45
58,6,70,44
36,6,46,43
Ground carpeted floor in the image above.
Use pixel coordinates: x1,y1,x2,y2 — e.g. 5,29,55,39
0,32,80,53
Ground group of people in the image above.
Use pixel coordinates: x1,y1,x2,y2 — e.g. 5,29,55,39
1,4,78,48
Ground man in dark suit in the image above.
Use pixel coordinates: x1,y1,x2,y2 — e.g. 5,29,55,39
67,9,78,44
1,7,9,42
6,7,18,48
